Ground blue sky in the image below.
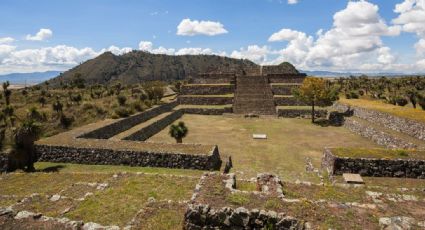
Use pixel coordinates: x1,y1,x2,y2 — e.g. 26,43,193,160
0,0,425,74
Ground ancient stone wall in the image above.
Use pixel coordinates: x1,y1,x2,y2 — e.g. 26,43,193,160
183,204,304,230
343,117,417,149
271,84,299,95
36,144,222,170
192,74,236,84
80,101,178,139
268,75,305,84
178,96,233,105
274,97,307,106
182,107,233,115
334,102,425,141
124,110,183,141
277,108,327,118
0,153,8,172
181,84,235,95
321,148,425,179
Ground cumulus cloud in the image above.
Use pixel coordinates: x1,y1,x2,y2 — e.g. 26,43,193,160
393,0,425,36
26,28,53,41
177,18,228,36
138,40,220,56
100,46,133,55
415,39,425,56
230,45,270,63
0,37,14,44
266,0,405,72
288,0,298,4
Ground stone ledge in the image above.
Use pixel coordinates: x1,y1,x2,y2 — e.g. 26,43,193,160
277,108,327,118
321,148,425,179
178,96,234,105
181,84,235,95
333,102,425,141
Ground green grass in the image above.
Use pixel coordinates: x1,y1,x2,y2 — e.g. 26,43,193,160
65,174,197,227
179,94,234,97
35,162,205,177
236,180,257,192
225,193,250,206
149,115,379,182
339,98,425,123
332,148,425,160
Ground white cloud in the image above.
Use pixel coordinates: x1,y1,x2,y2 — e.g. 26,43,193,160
230,45,270,63
415,39,425,56
266,1,407,72
288,0,298,4
138,41,153,51
25,28,53,41
0,37,14,44
175,47,213,55
177,18,228,36
100,46,133,55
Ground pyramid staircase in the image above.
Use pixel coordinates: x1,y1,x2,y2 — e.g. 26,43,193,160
233,75,276,115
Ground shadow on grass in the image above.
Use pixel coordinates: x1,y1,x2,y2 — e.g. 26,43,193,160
37,164,66,173
313,119,342,127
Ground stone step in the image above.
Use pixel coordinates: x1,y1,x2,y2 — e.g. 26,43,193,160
344,116,425,150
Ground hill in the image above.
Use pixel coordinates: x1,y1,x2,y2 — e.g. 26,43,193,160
48,51,260,87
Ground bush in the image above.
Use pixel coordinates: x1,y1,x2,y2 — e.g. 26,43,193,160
358,90,364,96
114,107,134,118
395,97,408,106
418,94,425,110
345,91,359,99
117,95,127,106
131,101,145,112
60,114,74,128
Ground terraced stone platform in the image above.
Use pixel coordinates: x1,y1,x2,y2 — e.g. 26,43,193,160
35,102,222,170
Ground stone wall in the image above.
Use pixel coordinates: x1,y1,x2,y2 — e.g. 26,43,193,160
268,75,305,84
271,84,299,95
181,84,235,95
183,204,304,230
80,101,178,139
334,102,425,141
178,96,233,105
193,74,236,84
277,108,327,118
343,117,417,149
0,153,8,173
36,144,222,171
321,148,425,179
182,107,233,115
124,110,183,141
274,97,307,106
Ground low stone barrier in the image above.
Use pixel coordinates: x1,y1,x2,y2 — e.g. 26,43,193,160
181,84,235,95
271,84,299,95
124,110,183,141
80,101,178,139
0,153,8,172
321,148,425,179
182,107,233,115
334,102,425,141
277,108,327,118
274,97,307,106
178,96,233,105
183,204,303,230
36,144,222,170
193,74,236,84
343,117,417,149
267,74,305,84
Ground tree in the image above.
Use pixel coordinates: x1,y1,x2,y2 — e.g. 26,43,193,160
293,77,339,123
405,88,419,109
72,73,86,89
169,121,188,143
52,98,63,115
13,119,41,172
2,81,12,105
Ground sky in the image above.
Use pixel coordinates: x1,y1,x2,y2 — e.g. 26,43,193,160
0,0,425,74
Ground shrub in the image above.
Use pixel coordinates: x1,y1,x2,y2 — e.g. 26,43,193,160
117,95,127,106
418,94,425,110
395,97,408,106
60,114,74,129
114,107,134,118
358,90,364,96
131,101,145,112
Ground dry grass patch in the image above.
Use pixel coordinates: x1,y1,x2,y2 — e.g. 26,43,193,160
332,148,425,160
339,98,425,123
149,115,378,182
65,174,197,227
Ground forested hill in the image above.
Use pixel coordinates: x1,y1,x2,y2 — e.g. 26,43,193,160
47,51,260,87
